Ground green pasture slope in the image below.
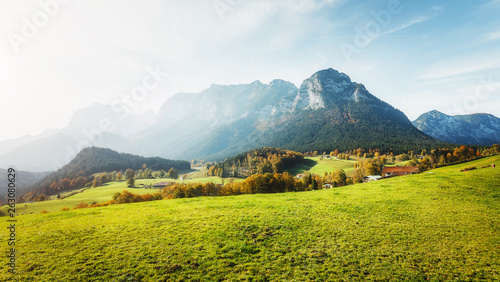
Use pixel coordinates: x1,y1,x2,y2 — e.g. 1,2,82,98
0,176,241,216
1,156,499,281
287,157,356,176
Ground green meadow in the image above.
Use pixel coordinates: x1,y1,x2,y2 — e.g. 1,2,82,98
1,156,499,280
286,157,356,176
0,176,242,216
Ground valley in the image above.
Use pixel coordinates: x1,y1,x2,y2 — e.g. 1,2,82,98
3,1,500,280
1,68,498,280
1,155,498,280
0,156,354,215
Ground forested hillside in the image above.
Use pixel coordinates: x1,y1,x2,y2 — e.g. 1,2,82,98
206,147,305,178
20,147,190,201
0,169,49,204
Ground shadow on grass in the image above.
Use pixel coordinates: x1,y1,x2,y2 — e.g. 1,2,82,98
180,168,198,174
286,159,318,175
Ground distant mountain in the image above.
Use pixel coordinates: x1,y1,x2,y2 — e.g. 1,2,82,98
23,147,191,198
0,129,58,156
0,103,157,172
125,68,438,160
0,169,50,204
248,69,438,154
123,79,300,159
412,110,500,145
67,103,158,137
2,69,445,170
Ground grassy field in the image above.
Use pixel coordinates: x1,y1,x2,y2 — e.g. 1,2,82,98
0,176,242,216
0,183,154,216
287,157,356,176
1,155,499,280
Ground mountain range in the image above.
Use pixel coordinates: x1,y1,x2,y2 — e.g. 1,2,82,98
119,68,439,159
412,110,500,146
1,68,497,172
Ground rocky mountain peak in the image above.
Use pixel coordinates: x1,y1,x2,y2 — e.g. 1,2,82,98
292,68,377,111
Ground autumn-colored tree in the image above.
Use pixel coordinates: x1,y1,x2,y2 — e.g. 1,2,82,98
172,187,185,198
364,163,377,176
117,171,123,181
334,169,347,185
74,202,89,209
446,153,453,163
114,191,136,204
37,194,47,202
438,155,446,166
141,193,152,201
49,181,58,192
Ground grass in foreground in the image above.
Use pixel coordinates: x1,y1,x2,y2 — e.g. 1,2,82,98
0,156,499,281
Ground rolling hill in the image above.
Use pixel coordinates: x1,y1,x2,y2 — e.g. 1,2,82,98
22,147,191,199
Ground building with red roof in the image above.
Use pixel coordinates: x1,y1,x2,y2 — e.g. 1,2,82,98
381,166,420,178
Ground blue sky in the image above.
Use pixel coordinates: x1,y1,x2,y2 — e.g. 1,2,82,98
1,0,499,140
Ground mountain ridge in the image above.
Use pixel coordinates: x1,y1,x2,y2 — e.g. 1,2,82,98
128,68,439,160
412,110,500,145
0,68,482,171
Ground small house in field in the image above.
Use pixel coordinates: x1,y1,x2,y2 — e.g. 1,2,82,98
152,182,173,189
323,183,334,189
296,174,304,179
363,175,382,182
382,166,420,178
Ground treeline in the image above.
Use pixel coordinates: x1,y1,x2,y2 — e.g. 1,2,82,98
206,147,305,178
21,147,190,201
403,145,499,170
337,144,500,182
20,165,182,202
64,171,347,211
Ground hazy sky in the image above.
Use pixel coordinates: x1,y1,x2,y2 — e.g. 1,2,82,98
1,0,499,141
